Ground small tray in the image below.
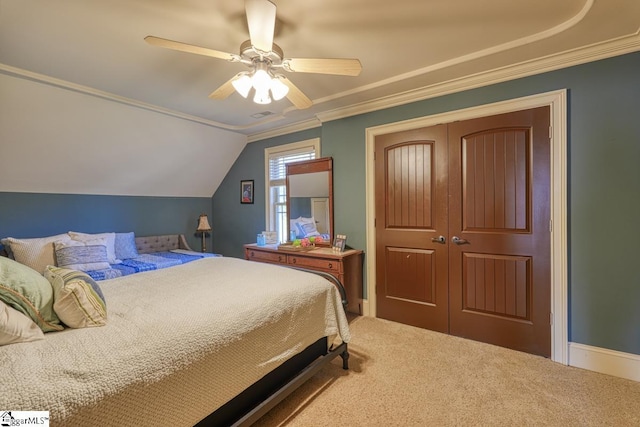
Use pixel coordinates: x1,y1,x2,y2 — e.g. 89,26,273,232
277,243,316,252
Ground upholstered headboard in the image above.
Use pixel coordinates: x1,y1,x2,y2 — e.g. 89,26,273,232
0,234,195,259
135,234,193,254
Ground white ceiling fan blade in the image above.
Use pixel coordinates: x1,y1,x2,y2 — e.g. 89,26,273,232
245,0,276,52
145,36,238,62
279,76,312,109
284,58,362,76
209,74,241,100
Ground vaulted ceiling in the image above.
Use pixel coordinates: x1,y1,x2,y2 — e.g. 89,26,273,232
2,0,639,140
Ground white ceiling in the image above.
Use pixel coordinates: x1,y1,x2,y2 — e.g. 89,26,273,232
1,0,639,139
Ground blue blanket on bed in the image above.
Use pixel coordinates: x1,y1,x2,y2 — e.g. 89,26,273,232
86,250,220,281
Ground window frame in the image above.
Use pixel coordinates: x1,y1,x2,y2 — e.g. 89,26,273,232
264,138,320,243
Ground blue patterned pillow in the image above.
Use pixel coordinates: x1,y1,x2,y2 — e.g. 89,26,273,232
68,231,119,264
54,239,111,272
296,222,321,237
114,232,138,260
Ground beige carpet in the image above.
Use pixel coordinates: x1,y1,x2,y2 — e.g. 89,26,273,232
254,316,640,427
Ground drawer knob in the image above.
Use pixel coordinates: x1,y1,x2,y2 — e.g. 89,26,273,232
292,258,297,264
328,263,333,268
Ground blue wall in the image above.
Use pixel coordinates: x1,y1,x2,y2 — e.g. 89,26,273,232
212,51,640,356
211,128,322,256
0,192,212,252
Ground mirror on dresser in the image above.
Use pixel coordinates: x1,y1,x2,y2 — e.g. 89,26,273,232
286,157,333,246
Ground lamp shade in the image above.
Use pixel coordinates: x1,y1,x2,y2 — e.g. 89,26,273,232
231,73,252,98
196,214,212,232
270,76,289,101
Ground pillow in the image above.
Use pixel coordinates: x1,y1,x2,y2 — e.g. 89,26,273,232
45,266,107,328
0,300,45,345
296,216,316,226
291,217,316,238
0,256,63,332
0,240,15,260
114,232,138,259
68,231,120,264
1,233,71,274
296,221,321,237
54,238,111,272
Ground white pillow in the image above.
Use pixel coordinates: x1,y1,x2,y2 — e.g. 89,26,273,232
1,234,71,274
54,238,111,272
68,231,120,264
0,300,45,346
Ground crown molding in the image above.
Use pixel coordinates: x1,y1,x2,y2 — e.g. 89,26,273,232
0,63,247,133
246,118,321,143
315,31,640,125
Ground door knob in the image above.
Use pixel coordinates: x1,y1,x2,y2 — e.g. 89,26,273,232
451,236,469,245
431,235,446,244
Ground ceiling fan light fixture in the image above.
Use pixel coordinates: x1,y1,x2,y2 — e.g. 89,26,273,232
253,86,272,104
252,67,271,91
270,75,289,101
231,73,252,98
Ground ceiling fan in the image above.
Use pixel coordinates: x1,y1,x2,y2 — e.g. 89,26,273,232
145,0,362,109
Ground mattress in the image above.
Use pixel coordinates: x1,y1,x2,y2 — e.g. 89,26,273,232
0,257,351,426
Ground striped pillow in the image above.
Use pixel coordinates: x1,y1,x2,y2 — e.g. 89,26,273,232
69,231,120,264
44,266,107,328
54,238,111,272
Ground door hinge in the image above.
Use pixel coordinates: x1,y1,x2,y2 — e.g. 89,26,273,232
550,312,554,326
549,126,553,139
374,218,376,227
549,219,553,232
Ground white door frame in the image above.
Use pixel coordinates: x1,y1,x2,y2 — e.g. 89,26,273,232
310,197,330,234
364,90,568,364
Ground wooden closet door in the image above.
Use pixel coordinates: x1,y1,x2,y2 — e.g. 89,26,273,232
448,107,551,357
375,125,449,332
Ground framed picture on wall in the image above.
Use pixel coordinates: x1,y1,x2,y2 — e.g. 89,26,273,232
241,180,254,204
333,234,347,252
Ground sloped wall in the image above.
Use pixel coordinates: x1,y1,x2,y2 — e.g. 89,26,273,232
0,73,247,197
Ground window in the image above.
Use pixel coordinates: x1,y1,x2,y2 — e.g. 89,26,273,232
265,138,320,243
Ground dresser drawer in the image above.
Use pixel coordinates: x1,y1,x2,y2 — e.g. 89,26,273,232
246,249,287,264
288,255,341,272
244,244,363,315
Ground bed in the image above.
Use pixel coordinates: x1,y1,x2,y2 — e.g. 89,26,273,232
0,233,351,426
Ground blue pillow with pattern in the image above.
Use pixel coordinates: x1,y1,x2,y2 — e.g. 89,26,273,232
114,232,138,260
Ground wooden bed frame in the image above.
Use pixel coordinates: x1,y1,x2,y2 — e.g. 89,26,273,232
0,234,351,426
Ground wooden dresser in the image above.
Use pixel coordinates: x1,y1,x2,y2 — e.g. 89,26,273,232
244,244,363,315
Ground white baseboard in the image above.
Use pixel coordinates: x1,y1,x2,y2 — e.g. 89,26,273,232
569,342,640,382
362,299,371,317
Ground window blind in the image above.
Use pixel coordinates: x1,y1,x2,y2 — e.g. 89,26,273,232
268,148,316,186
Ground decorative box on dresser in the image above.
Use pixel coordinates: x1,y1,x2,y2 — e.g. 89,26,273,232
244,244,364,315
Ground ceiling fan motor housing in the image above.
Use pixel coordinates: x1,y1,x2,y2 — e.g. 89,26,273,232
239,40,284,66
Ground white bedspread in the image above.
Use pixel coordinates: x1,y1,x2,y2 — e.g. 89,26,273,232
0,257,351,426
